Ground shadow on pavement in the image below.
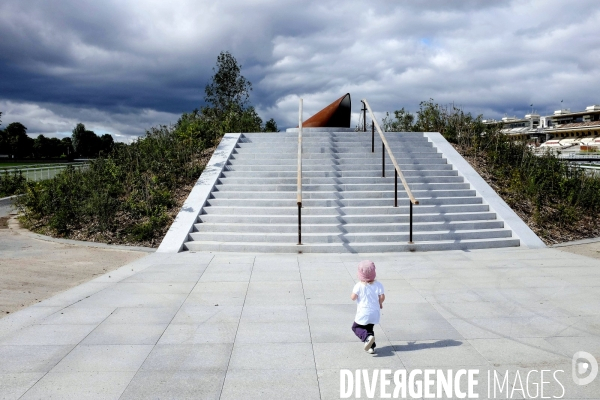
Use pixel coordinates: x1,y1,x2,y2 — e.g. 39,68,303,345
393,339,463,352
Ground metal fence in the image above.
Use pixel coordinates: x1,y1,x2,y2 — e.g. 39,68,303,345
0,162,88,182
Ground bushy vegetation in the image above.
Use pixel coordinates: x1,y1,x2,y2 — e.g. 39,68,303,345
15,51,278,246
384,100,600,242
0,170,26,198
17,126,206,245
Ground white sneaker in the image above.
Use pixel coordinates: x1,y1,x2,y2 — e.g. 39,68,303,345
364,335,375,351
367,348,376,354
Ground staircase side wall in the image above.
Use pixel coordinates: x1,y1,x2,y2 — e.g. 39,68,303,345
157,133,242,253
424,132,546,249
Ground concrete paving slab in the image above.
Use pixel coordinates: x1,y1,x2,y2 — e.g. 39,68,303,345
120,371,225,400
229,342,314,370
1,324,97,345
102,306,179,325
381,318,465,341
119,370,225,399
299,264,354,282
0,372,45,399
139,343,232,371
20,371,137,400
240,305,307,323
392,339,489,367
171,305,242,325
187,281,248,306
312,342,403,370
199,263,253,282
468,337,569,367
0,345,74,373
244,281,305,306
81,323,168,345
0,306,63,340
157,322,238,344
103,282,196,295
38,307,116,325
236,321,311,343
69,292,187,309
251,264,301,281
220,369,320,400
51,344,154,373
3,247,600,398
30,282,114,308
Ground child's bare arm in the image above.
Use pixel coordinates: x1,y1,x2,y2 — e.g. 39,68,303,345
351,293,358,301
379,294,385,309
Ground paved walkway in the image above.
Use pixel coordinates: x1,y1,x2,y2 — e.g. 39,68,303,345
1,247,599,399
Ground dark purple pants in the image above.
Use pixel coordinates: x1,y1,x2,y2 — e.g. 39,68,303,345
351,322,376,349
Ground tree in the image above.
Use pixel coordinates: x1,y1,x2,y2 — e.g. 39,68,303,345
71,123,102,158
99,134,114,155
0,112,6,155
4,122,33,158
383,108,415,132
264,118,279,132
204,51,252,115
61,137,74,160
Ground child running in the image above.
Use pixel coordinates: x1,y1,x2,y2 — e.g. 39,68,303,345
350,260,385,354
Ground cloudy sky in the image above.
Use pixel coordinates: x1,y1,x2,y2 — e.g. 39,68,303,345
1,0,599,140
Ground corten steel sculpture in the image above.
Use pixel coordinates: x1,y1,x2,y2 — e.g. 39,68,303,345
302,93,351,128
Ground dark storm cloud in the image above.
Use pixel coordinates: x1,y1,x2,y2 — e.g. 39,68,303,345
1,0,599,138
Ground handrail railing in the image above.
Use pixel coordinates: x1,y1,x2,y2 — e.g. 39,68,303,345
297,98,303,245
361,99,419,243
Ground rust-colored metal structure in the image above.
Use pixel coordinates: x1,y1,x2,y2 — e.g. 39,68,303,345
302,93,351,128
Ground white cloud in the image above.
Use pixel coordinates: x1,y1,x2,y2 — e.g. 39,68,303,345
0,100,180,141
0,0,599,135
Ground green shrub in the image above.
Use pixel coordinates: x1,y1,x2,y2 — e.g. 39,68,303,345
0,170,26,197
16,125,207,245
384,100,600,242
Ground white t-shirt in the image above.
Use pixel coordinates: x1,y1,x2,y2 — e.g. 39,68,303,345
352,281,385,325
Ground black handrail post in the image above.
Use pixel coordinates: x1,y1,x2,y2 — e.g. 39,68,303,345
297,202,302,245
409,201,413,244
382,143,385,178
395,169,398,207
363,102,367,132
371,122,374,153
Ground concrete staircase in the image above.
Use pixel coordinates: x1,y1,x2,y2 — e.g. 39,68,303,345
182,131,520,252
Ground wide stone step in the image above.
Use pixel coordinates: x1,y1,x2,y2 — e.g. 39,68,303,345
193,220,505,234
210,189,476,199
217,176,464,185
221,169,458,178
183,237,520,253
197,211,498,224
232,151,439,160
213,182,471,192
241,132,426,139
205,197,481,207
234,142,437,154
227,157,446,166
201,203,489,215
222,164,453,172
188,228,513,243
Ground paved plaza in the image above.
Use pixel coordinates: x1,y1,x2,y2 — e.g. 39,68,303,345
1,247,600,399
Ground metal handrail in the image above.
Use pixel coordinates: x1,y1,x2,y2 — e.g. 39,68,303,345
362,99,419,243
297,99,303,245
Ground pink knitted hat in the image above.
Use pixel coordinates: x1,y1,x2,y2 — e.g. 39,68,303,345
357,260,376,281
